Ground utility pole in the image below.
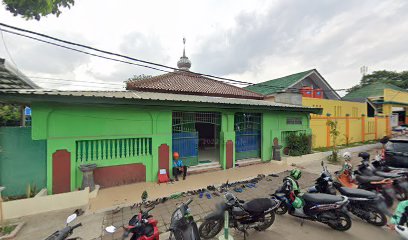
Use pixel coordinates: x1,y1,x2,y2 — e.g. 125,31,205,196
360,66,368,77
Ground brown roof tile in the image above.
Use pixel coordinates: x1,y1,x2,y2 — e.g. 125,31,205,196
126,71,263,100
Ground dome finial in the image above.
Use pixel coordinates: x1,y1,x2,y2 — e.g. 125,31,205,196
177,37,191,71
183,37,186,57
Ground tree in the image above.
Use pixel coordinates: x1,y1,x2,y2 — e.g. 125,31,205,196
327,119,340,163
2,0,75,20
0,104,21,126
348,70,408,92
127,74,152,82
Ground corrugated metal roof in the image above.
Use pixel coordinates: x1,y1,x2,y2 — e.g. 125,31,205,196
0,58,39,89
0,89,321,113
245,70,313,95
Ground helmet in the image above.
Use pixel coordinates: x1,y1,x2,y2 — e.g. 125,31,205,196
343,152,352,161
358,152,370,161
173,152,179,159
290,169,302,180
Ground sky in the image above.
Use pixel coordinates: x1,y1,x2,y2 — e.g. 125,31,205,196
0,0,407,94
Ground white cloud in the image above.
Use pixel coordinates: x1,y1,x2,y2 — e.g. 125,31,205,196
0,0,407,91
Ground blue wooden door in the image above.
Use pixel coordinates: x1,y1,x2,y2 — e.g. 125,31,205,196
235,113,261,160
172,132,199,166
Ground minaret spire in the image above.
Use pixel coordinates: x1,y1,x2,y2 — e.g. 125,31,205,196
177,37,192,71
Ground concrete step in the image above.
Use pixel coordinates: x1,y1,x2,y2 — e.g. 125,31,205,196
188,162,222,175
235,158,262,167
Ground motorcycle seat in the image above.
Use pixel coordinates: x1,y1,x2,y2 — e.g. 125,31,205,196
355,175,384,184
337,187,376,199
242,198,276,214
375,171,400,178
302,193,343,204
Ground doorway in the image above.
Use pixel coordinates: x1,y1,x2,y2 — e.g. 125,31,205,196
172,112,220,166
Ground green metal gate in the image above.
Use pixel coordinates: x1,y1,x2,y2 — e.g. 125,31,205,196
235,113,261,160
172,112,220,166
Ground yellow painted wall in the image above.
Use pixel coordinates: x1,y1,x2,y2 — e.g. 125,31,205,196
302,97,367,117
310,116,388,148
384,89,408,105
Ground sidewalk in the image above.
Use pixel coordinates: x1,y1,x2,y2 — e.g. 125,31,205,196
88,161,289,213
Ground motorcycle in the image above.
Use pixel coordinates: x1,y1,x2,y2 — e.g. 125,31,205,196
308,161,389,226
168,199,200,240
199,182,278,239
105,205,159,240
45,213,82,240
272,179,352,231
356,152,406,202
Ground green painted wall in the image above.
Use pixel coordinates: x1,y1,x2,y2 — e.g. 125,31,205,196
0,127,46,197
31,102,311,194
262,112,310,160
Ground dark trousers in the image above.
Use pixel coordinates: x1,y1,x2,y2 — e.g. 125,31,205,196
172,166,187,180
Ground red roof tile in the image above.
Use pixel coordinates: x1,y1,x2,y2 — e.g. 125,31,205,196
126,71,263,100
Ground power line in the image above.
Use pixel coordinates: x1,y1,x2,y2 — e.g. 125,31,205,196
29,76,124,86
0,25,20,71
0,22,362,94
34,81,124,90
0,22,323,92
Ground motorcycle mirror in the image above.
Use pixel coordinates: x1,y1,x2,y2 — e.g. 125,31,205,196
105,225,116,233
66,214,77,225
321,161,324,167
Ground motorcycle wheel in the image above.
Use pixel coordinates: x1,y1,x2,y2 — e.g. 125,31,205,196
198,219,223,239
366,206,387,227
327,212,352,231
275,204,288,215
254,212,276,231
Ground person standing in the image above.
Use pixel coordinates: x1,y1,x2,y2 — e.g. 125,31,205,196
172,152,187,181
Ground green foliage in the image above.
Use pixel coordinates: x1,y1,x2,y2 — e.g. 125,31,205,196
0,225,16,235
127,74,152,82
0,104,20,126
327,120,340,162
349,70,408,92
2,0,75,20
285,132,311,156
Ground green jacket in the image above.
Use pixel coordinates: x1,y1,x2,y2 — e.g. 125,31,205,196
391,200,408,225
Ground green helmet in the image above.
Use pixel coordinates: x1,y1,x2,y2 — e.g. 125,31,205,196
290,169,302,180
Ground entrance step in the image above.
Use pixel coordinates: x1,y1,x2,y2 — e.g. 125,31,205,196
235,158,262,167
188,162,222,175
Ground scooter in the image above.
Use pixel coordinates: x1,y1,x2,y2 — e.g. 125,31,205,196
309,161,390,226
168,199,200,240
105,205,159,240
45,213,82,240
356,152,406,202
272,181,352,231
199,182,278,239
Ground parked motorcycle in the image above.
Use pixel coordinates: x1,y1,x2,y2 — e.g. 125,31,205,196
356,152,406,203
272,181,352,231
168,198,200,240
105,205,159,240
45,213,82,240
308,161,389,226
199,183,278,239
